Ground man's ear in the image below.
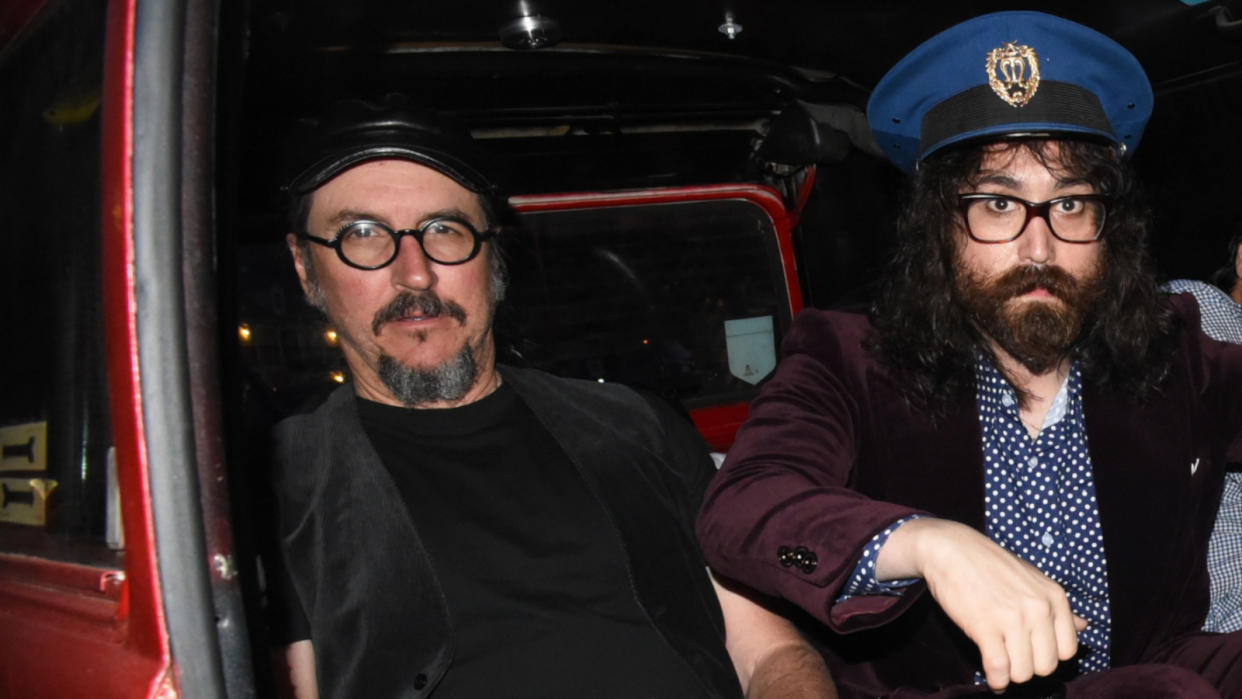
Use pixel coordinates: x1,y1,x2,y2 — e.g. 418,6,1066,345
287,233,315,300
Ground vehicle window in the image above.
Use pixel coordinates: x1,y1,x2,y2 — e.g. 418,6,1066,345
0,1,117,565
503,198,791,409
232,240,347,418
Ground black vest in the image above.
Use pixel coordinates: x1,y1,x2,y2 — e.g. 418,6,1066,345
273,366,742,698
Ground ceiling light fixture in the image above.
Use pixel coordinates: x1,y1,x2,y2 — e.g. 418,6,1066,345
718,12,743,40
500,12,562,50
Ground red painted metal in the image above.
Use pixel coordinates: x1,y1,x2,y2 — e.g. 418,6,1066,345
786,165,818,230
0,554,126,632
511,184,803,451
98,0,173,678
689,402,753,453
0,1,173,697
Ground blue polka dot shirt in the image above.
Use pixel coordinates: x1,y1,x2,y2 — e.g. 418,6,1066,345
975,358,1110,674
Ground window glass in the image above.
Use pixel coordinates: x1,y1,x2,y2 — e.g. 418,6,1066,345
0,1,115,564
501,199,791,408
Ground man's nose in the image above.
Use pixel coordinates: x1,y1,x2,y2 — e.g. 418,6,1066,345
1017,212,1055,265
390,235,435,290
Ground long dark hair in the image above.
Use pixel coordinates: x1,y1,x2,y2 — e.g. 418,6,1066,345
867,138,1179,412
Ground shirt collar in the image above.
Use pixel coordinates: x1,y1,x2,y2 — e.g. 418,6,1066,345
974,356,1079,430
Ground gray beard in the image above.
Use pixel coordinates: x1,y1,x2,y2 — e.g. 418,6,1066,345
377,344,478,406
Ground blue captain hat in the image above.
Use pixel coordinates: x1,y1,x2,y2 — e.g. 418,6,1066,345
867,11,1153,173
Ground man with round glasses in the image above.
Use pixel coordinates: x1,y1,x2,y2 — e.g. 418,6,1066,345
267,96,836,698
697,11,1242,698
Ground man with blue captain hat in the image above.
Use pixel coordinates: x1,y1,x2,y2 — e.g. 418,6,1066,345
698,10,1242,697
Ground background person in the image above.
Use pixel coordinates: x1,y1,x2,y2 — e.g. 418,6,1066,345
1164,228,1242,634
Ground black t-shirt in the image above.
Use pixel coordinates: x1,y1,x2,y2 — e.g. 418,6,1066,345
355,383,709,698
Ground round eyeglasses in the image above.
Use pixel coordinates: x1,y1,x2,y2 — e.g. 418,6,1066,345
299,217,497,269
957,193,1108,244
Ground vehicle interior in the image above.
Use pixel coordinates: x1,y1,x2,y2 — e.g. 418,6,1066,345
1,0,1240,695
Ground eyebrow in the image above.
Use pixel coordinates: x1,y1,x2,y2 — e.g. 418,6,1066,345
323,206,481,229
973,172,1020,189
971,172,1096,193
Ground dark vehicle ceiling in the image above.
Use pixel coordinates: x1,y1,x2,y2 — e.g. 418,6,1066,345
230,1,1242,284
243,1,1240,119
238,1,1241,174
249,1,1241,94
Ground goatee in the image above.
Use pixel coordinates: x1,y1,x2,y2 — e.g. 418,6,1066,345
956,261,1105,375
377,344,479,406
370,291,476,405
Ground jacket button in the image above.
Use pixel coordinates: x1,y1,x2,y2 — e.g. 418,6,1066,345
414,673,428,690
777,545,795,566
788,546,817,573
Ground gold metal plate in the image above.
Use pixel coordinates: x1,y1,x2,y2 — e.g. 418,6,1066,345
0,421,47,473
986,41,1041,108
0,477,57,526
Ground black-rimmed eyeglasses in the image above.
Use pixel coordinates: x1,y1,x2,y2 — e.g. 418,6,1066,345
957,193,1108,244
299,217,497,269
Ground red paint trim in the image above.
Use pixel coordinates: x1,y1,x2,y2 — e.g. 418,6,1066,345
98,0,174,683
512,184,802,450
510,184,787,212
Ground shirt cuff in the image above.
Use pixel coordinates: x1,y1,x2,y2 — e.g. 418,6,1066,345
839,515,924,599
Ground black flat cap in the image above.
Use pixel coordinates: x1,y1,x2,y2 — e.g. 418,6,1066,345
282,94,500,198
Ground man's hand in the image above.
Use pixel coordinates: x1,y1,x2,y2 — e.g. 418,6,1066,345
874,518,1086,693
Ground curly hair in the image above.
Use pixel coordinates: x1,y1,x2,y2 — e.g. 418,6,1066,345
867,138,1179,413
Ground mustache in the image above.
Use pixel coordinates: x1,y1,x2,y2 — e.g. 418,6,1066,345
987,264,1079,301
371,291,468,335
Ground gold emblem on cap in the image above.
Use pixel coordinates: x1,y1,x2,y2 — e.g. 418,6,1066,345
986,41,1041,108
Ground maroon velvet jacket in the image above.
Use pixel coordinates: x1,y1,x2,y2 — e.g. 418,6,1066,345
697,294,1242,697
